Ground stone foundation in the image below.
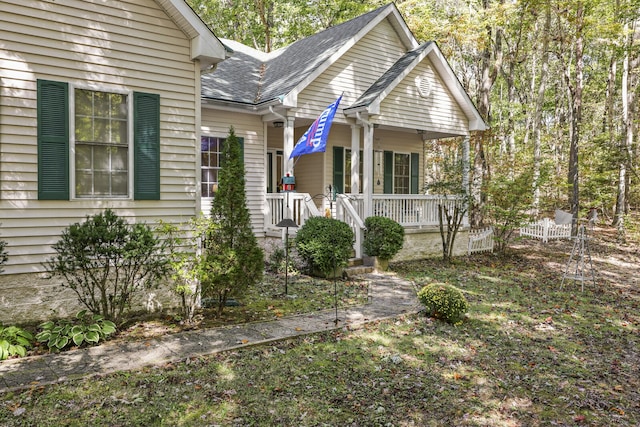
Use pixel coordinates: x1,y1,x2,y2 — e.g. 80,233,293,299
0,272,176,325
392,227,469,263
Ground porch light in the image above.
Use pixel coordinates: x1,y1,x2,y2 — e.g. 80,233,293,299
416,129,427,135
273,121,284,128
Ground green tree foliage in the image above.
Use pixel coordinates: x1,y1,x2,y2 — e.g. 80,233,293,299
0,237,7,274
188,0,383,51
204,127,264,317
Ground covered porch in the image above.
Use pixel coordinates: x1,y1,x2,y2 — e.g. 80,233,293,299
265,192,468,259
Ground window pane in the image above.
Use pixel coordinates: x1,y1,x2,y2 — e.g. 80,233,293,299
92,146,109,170
76,144,91,170
110,94,127,119
75,90,92,115
111,146,128,171
110,120,127,144
76,171,92,196
94,171,110,195
111,172,128,195
75,116,92,143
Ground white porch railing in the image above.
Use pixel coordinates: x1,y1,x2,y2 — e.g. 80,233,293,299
265,193,468,258
265,192,321,232
519,218,571,243
336,194,365,258
342,194,468,228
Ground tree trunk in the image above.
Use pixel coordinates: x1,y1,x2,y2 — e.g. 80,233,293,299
532,4,551,217
568,3,584,231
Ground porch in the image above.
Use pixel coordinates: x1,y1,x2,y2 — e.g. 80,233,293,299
265,192,468,259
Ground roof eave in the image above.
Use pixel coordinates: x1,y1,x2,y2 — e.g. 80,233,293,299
156,0,228,70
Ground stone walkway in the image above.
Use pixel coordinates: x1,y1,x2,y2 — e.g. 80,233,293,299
0,272,421,394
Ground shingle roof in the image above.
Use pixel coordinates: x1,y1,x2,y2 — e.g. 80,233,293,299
201,4,393,105
347,42,434,110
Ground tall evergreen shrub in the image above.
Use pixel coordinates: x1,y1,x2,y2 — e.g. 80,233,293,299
204,127,263,317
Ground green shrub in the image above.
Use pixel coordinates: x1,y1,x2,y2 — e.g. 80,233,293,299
417,283,469,324
363,216,405,260
44,209,173,323
36,310,116,351
295,216,354,277
0,238,7,273
0,324,34,360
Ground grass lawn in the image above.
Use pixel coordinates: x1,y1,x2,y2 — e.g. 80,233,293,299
1,227,639,426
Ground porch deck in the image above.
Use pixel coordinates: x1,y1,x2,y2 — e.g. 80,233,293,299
265,193,468,258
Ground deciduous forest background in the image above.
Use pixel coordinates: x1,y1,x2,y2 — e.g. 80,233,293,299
189,0,640,237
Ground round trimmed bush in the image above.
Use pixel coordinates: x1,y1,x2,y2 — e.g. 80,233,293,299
417,283,469,324
295,216,354,277
363,216,404,260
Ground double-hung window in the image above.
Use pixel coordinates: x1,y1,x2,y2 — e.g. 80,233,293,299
74,90,128,197
37,80,160,200
200,135,244,198
201,136,223,198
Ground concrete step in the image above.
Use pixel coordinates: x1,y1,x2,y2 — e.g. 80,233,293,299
344,264,375,277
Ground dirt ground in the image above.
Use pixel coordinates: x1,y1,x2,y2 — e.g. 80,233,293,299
513,223,640,298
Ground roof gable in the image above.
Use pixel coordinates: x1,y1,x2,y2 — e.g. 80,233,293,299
201,3,417,107
344,42,487,131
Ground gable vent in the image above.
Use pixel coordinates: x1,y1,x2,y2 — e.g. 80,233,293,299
416,75,432,98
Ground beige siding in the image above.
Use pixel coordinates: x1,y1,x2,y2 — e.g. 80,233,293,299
323,128,424,196
0,0,199,274
200,108,266,234
296,18,405,122
378,60,468,135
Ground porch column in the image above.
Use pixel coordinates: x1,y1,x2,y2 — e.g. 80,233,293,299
462,135,470,195
462,135,470,226
350,124,360,194
363,123,374,218
283,116,295,175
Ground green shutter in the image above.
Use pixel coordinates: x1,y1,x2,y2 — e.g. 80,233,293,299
238,137,244,163
134,92,160,200
383,151,393,194
37,80,69,200
333,146,344,194
411,152,419,194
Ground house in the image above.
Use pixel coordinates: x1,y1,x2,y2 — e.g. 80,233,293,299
0,0,227,323
198,3,487,259
0,1,486,324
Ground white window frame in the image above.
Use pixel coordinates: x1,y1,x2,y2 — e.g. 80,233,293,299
201,134,227,199
393,151,411,194
69,83,134,200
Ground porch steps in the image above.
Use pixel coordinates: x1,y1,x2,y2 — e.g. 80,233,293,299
345,258,375,277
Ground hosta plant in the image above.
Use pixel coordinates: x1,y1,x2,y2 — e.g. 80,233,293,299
417,282,469,324
36,310,117,351
0,324,34,360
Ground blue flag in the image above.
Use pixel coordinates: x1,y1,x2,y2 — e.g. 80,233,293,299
290,95,342,159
